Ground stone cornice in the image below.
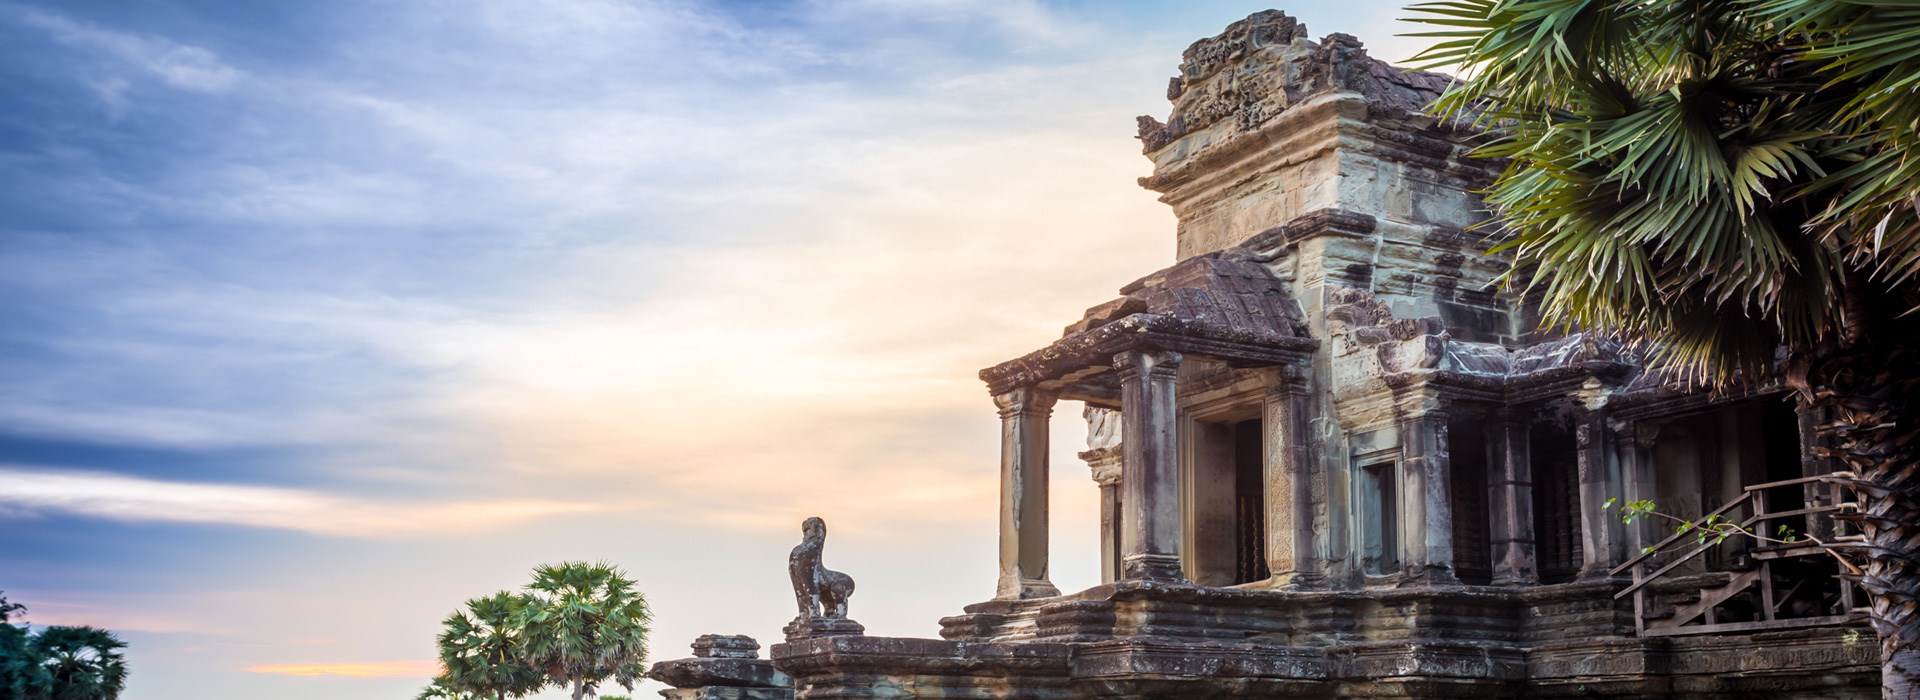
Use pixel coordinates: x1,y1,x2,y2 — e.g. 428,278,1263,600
979,313,1316,396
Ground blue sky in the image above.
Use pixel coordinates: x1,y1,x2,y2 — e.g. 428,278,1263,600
0,2,1429,697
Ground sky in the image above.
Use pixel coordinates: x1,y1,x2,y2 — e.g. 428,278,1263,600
0,2,1432,698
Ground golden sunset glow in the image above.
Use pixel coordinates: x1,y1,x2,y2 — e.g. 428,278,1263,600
248,660,441,678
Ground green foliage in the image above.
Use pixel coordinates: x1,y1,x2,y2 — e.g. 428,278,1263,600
0,592,52,700
519,561,652,700
421,563,652,700
1606,497,1808,551
431,591,543,700
1406,0,1920,384
416,676,482,700
33,627,128,700
0,593,127,700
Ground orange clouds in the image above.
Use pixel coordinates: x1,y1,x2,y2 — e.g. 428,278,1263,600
248,659,440,678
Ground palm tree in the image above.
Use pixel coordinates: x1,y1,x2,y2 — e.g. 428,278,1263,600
416,676,482,700
0,594,52,700
31,626,126,700
518,561,651,700
432,591,543,700
1407,0,1920,695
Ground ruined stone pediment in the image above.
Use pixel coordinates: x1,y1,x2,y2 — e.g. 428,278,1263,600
1136,12,1457,157
1063,251,1306,343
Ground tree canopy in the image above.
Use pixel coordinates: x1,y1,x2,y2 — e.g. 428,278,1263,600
1407,1,1920,695
1409,0,1920,382
422,562,652,700
0,592,128,700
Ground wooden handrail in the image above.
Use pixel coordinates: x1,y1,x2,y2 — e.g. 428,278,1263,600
1610,492,1753,576
1748,504,1848,522
1743,473,1850,492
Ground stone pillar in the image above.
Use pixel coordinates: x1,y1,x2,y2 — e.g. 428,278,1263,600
994,386,1060,599
1487,409,1537,584
1575,406,1621,579
1083,447,1123,584
1082,407,1124,583
1114,349,1185,582
1617,421,1659,557
1401,407,1457,584
1263,367,1318,586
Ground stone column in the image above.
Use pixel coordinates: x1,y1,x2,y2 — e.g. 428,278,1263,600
1487,409,1538,585
1575,406,1622,580
1401,407,1457,584
1082,406,1125,584
1617,421,1659,557
994,386,1060,599
1263,367,1318,586
1114,349,1185,582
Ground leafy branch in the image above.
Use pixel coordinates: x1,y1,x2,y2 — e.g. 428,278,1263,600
1604,497,1862,576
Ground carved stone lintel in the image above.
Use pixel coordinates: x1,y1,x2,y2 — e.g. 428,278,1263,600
1080,447,1122,486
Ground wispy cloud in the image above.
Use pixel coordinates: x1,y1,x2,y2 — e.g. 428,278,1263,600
249,660,439,678
0,467,599,538
3,3,241,92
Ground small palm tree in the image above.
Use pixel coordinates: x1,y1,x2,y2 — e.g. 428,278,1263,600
31,626,127,700
432,591,543,700
1408,0,1920,695
518,561,651,700
416,676,485,700
0,594,52,700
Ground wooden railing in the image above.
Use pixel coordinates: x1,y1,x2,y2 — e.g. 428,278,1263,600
1609,473,1864,636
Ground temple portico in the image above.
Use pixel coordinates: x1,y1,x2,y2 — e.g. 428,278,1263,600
651,12,1880,699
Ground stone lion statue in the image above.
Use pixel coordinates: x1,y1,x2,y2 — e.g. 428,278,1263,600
789,516,854,619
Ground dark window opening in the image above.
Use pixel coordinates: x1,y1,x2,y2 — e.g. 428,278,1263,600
1232,418,1269,585
1762,398,1808,537
1531,419,1582,584
1449,412,1492,585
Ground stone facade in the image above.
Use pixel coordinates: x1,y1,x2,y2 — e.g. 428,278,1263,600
650,10,1880,699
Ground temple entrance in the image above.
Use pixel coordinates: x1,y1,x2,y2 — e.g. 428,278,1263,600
1184,414,1269,586
1448,410,1493,585
1532,416,1582,584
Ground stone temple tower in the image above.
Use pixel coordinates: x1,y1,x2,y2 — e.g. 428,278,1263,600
647,11,1881,699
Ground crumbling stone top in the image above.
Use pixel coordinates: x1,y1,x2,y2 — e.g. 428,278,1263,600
647,634,793,690
1136,10,1461,190
693,634,761,659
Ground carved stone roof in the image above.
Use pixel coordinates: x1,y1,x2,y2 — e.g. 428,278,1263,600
1134,11,1458,157
980,247,1313,396
1066,251,1307,342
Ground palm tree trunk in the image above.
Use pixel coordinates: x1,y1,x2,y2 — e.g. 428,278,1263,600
571,677,585,700
1802,338,1920,699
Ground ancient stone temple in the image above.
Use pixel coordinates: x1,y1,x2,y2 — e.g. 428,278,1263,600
648,11,1881,699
